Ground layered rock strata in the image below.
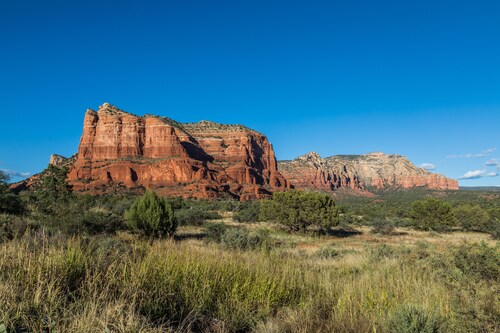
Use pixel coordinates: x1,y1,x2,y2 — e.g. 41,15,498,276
279,152,458,191
66,103,287,199
278,152,364,191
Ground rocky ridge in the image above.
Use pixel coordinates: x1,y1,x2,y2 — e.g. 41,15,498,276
278,152,364,192
278,152,459,191
14,103,459,198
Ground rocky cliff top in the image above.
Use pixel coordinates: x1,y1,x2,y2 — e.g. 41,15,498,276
183,120,257,135
88,103,259,135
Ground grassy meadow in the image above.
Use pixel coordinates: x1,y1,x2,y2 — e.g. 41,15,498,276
0,209,498,332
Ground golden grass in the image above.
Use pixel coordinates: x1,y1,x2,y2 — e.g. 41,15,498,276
0,222,498,332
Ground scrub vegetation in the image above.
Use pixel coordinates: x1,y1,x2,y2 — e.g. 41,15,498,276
0,169,498,332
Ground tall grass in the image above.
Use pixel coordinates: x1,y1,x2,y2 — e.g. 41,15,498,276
0,231,497,332
0,232,307,332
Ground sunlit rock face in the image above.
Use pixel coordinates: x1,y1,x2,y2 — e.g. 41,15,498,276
279,152,458,191
67,103,288,199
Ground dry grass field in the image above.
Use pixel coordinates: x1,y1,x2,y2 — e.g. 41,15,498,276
3,211,496,332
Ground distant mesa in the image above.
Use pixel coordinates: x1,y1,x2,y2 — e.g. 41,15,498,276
278,152,459,191
13,103,458,198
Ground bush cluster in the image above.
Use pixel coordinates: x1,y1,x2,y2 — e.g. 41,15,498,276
203,223,271,251
261,190,339,232
387,304,441,333
233,201,261,222
0,214,31,242
175,206,221,226
77,208,124,235
0,171,24,215
371,218,396,235
408,198,455,231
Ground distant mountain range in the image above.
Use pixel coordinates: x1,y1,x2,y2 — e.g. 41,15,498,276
459,186,500,191
278,151,458,193
13,103,459,199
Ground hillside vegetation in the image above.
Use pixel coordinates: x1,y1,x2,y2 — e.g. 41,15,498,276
0,169,498,332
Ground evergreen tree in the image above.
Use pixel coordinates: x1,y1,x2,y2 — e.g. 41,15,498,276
261,190,339,232
29,165,73,214
0,171,24,214
408,198,455,231
454,204,490,231
125,190,177,238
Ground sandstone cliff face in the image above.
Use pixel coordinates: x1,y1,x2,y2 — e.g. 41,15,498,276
279,152,364,192
279,152,459,191
67,103,287,199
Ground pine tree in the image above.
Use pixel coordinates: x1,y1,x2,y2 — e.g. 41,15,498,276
125,190,177,238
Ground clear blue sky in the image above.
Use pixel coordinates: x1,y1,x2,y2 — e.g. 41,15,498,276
1,0,499,186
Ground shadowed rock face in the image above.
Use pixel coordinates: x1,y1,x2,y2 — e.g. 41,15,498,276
279,152,459,191
66,103,288,199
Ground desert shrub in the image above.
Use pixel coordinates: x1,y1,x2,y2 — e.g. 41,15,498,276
207,199,240,212
77,208,124,235
125,190,177,238
233,201,260,222
387,304,442,333
408,198,455,231
88,236,136,261
370,244,396,260
316,247,341,259
221,228,270,251
338,213,359,226
180,199,239,212
488,207,500,221
485,208,500,239
102,195,137,216
175,206,221,226
371,218,396,235
203,223,227,243
0,214,30,242
165,196,184,210
452,242,500,281
0,171,24,215
28,165,73,212
261,190,339,232
454,204,490,231
487,222,500,239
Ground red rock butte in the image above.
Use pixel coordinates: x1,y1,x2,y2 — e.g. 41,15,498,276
13,103,459,198
67,103,288,200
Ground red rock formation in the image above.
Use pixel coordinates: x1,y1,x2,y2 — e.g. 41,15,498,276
66,103,287,199
15,103,458,198
278,152,458,191
279,152,364,192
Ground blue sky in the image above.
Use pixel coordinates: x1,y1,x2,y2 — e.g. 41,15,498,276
1,0,499,186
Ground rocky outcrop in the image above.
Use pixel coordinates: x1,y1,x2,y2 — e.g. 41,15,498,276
279,152,458,191
66,103,287,199
279,152,364,192
49,154,68,167
10,155,75,193
16,102,459,198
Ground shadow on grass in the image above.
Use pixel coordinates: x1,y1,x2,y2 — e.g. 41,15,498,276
325,227,363,238
174,232,207,241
